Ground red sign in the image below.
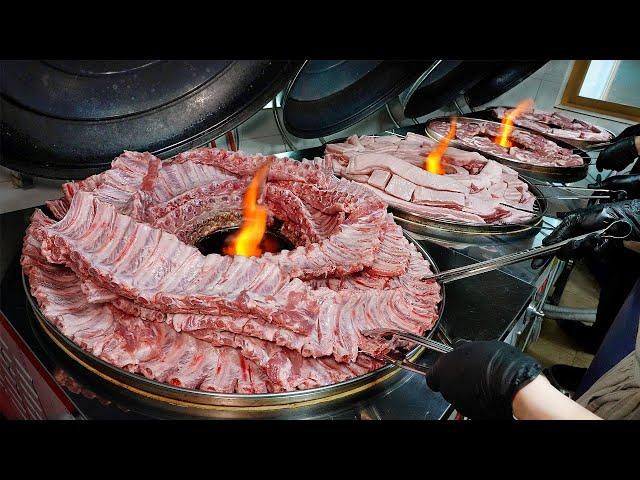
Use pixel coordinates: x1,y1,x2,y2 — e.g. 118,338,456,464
0,313,78,420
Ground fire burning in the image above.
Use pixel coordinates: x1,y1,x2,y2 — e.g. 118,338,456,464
223,161,271,257
495,98,534,148
425,117,457,175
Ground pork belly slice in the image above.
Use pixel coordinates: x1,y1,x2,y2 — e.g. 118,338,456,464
367,169,392,189
361,183,486,224
342,173,370,183
514,119,550,134
442,148,488,174
460,135,510,157
384,175,416,202
412,187,466,209
405,132,435,146
503,186,524,203
345,153,468,194
464,196,511,222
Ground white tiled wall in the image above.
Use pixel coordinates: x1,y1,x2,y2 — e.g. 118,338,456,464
0,60,635,214
470,60,634,135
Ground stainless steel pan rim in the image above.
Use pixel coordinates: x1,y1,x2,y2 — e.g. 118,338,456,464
425,116,590,179
23,234,444,410
391,177,547,236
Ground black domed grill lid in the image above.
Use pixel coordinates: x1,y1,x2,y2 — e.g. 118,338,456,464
282,60,432,139
464,61,548,108
3,60,233,120
0,60,302,179
402,61,493,118
402,61,548,118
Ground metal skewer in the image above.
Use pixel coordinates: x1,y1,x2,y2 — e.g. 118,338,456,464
384,130,407,139
420,220,632,284
539,195,612,200
519,180,627,199
526,183,624,196
499,202,538,214
527,184,609,192
499,222,555,230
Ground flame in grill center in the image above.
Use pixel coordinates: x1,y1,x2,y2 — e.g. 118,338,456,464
223,161,271,257
495,98,534,148
425,117,457,175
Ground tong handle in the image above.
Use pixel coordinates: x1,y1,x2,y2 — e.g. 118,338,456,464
378,351,433,377
362,328,453,377
421,220,632,284
364,328,453,353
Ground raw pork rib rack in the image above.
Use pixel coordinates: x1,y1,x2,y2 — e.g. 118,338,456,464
22,148,441,394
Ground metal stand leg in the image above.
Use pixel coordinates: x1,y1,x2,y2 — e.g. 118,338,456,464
225,131,237,152
272,96,296,151
547,260,575,306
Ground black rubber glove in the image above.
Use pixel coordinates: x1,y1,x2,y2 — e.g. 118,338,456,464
615,124,640,141
426,340,542,420
588,174,640,201
531,199,640,269
596,136,639,172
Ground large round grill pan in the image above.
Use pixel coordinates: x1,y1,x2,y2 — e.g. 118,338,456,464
24,235,445,410
425,116,590,182
390,177,547,237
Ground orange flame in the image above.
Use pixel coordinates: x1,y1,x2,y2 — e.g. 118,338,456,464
425,117,457,175
495,98,534,148
223,161,271,257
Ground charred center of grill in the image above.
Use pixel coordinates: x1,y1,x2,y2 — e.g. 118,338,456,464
195,226,294,256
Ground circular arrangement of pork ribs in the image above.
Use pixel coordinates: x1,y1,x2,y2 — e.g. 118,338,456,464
21,148,441,394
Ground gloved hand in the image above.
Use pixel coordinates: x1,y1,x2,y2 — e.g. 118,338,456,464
426,340,542,420
596,136,639,172
531,199,640,269
588,174,640,201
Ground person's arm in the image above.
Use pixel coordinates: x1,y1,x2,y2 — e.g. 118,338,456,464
531,199,640,270
512,375,600,420
426,340,602,420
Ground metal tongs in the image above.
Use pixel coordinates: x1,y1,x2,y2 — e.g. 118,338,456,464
362,329,453,376
421,220,633,284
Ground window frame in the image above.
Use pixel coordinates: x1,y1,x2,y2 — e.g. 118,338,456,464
560,60,640,123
